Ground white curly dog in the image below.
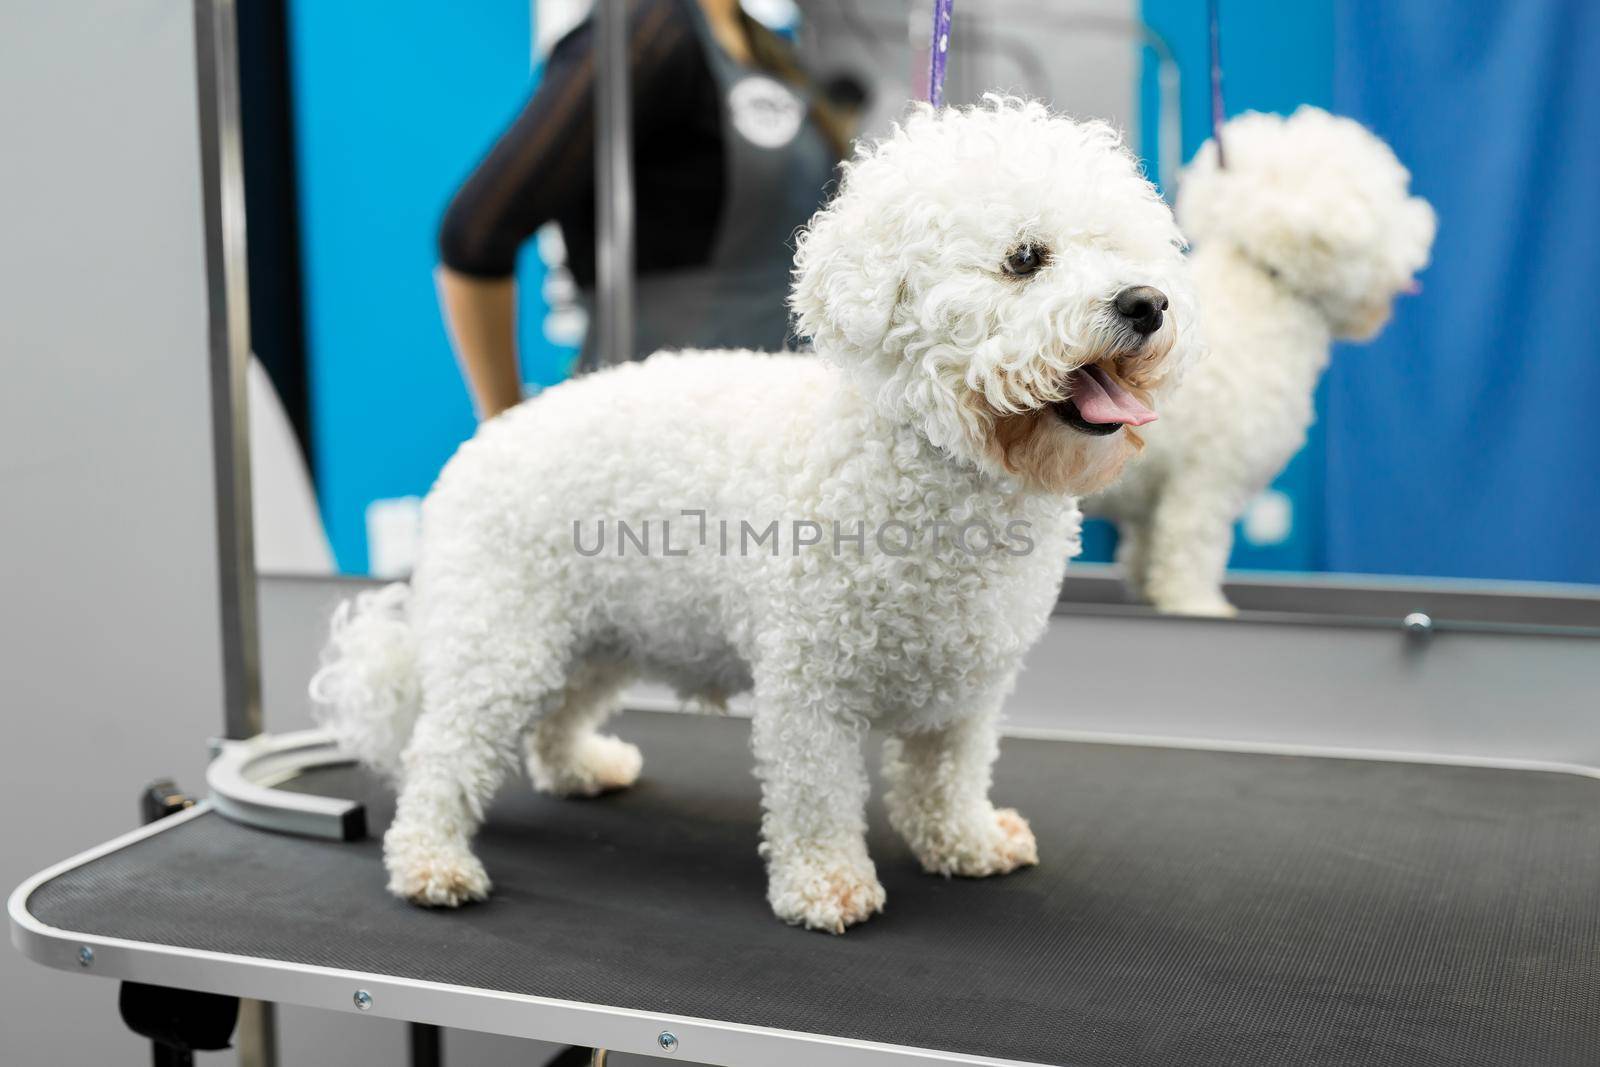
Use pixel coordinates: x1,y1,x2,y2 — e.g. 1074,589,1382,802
311,98,1198,933
1088,107,1436,616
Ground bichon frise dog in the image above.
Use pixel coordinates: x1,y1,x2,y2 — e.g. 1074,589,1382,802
312,97,1198,933
1087,106,1436,616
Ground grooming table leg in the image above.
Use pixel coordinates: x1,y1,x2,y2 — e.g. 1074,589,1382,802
235,1000,278,1067
409,1022,442,1067
118,982,238,1066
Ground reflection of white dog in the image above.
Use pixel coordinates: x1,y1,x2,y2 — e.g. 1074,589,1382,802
311,98,1197,933
1088,107,1436,616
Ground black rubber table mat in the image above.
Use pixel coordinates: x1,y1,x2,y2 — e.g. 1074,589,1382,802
26,711,1600,1066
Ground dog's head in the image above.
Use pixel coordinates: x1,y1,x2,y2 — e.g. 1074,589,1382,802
791,96,1198,498
1178,106,1436,341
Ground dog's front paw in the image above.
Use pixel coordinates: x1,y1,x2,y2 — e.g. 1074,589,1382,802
766,848,886,934
912,806,1039,878
384,827,491,907
988,807,1040,872
530,733,643,798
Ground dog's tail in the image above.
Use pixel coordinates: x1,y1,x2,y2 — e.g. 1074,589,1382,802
309,582,421,781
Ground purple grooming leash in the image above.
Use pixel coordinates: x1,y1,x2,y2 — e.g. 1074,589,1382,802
929,0,954,107
1208,0,1227,167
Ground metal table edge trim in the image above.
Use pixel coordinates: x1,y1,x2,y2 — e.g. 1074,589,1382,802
997,724,1600,781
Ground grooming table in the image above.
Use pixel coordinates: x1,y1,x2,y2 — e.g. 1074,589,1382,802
11,709,1600,1066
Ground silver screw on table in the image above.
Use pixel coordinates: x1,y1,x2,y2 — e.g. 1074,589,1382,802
1402,612,1433,636
352,989,373,1011
77,945,93,967
658,1030,679,1053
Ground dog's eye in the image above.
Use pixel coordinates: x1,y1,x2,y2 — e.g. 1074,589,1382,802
1002,244,1047,277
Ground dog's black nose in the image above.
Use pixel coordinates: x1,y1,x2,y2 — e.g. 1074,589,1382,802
1114,286,1169,335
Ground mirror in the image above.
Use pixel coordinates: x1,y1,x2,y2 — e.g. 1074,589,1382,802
237,0,1600,627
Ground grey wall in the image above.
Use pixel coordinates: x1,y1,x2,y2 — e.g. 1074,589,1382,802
0,2,233,1063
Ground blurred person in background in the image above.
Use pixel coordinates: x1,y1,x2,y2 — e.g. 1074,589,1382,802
437,0,854,420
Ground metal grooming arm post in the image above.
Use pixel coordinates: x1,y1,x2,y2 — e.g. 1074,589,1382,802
194,0,277,1062
196,0,261,747
593,0,635,370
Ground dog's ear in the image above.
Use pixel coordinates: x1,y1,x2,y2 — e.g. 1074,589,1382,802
1400,194,1438,274
789,167,907,360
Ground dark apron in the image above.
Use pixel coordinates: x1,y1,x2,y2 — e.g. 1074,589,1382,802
578,4,836,366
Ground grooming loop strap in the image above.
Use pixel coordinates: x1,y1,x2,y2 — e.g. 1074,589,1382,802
929,0,955,107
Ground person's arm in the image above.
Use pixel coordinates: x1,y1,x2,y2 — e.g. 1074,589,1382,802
436,0,690,420
435,271,522,419
436,31,598,421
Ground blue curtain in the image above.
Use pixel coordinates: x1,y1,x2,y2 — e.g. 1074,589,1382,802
1327,1,1600,584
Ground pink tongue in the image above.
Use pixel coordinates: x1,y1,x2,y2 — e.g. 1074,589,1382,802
1069,364,1157,427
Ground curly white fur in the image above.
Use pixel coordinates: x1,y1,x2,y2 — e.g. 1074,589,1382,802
313,97,1198,932
310,582,419,780
1088,107,1437,615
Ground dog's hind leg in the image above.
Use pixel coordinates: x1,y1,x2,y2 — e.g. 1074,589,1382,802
883,706,1038,878
522,661,642,797
383,592,574,908
751,676,884,934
